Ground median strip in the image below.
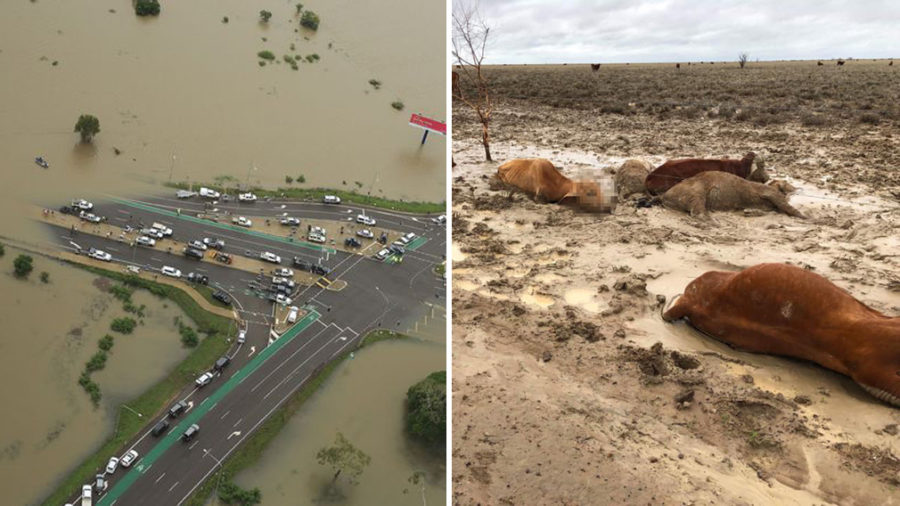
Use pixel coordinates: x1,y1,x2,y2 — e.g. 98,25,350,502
97,309,320,505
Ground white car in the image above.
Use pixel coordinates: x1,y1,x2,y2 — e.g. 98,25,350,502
72,199,94,211
311,225,326,235
199,187,221,199
88,248,112,262
232,216,252,227
141,228,164,239
323,195,341,204
280,217,300,226
136,235,156,247
356,214,376,226
275,293,292,305
238,192,257,202
259,251,281,264
307,234,326,243
82,484,92,502
203,237,225,249
106,456,120,474
120,449,139,468
431,214,446,224
356,229,374,239
79,211,102,223
195,371,214,387
237,329,247,344
161,266,182,278
151,223,173,237
375,248,390,260
188,240,208,251
272,277,295,288
273,267,294,277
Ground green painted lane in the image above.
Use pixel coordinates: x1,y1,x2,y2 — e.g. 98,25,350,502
406,236,428,251
97,309,320,505
113,198,337,254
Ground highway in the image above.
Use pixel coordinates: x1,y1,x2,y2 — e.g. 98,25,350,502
53,194,445,505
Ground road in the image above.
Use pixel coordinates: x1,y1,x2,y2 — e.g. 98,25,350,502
53,194,445,505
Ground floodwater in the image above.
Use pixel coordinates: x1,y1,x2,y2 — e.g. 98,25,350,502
235,338,445,506
0,0,445,242
0,249,192,505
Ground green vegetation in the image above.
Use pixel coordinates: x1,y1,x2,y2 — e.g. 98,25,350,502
305,53,320,63
297,174,306,183
391,100,405,111
111,317,137,334
98,334,115,351
257,50,276,61
176,317,200,347
218,482,262,505
40,271,49,283
368,78,381,89
361,329,407,347
134,0,160,16
43,263,234,506
295,3,304,14
222,16,229,23
165,181,445,214
317,432,371,486
109,284,134,302
78,373,101,405
85,351,108,373
300,10,320,30
13,254,33,278
259,10,272,23
74,114,100,143
0,242,4,256
285,175,294,184
434,262,445,276
405,371,446,450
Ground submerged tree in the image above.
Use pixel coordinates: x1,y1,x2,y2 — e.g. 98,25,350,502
74,114,100,143
453,1,494,161
738,52,749,69
405,371,446,450
259,10,272,23
134,0,160,17
316,432,371,486
300,10,319,30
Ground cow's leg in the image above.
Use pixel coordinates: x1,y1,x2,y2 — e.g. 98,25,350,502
688,192,710,220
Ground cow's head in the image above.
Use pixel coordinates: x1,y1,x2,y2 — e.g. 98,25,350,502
748,152,769,183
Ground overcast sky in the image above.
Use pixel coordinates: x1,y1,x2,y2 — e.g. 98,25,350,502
462,0,900,64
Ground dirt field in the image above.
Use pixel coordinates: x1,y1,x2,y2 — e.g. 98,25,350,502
452,61,900,505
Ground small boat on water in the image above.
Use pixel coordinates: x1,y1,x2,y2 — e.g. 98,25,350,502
35,156,49,169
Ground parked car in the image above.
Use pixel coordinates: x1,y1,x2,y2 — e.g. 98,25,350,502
292,257,311,271
168,400,188,418
375,248,390,260
311,264,331,276
184,247,204,260
176,190,197,199
182,424,200,442
188,240,208,251
389,244,406,256
273,267,294,277
212,290,232,305
259,251,281,263
273,284,293,295
378,232,388,244
79,211,102,223
356,214,376,226
161,266,182,278
94,474,107,493
272,276,295,288
105,456,119,474
345,237,361,248
195,371,214,387
152,419,170,437
203,237,225,249
307,233,326,243
357,229,374,239
323,195,341,204
141,228,164,239
214,252,233,264
238,192,257,202
199,187,220,199
275,293,292,305
186,272,209,285
151,222,173,237
214,356,230,372
82,484,92,502
135,235,156,247
120,450,139,468
280,216,300,226
232,216,252,227
431,214,446,224
88,248,112,262
72,199,93,211
237,329,247,344
404,232,417,242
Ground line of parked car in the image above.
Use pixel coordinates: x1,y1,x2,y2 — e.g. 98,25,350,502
374,232,417,261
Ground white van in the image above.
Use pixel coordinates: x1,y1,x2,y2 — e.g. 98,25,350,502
287,306,299,323
151,222,173,236
199,187,220,199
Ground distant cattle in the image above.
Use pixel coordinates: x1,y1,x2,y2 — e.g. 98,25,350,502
837,60,845,66
676,63,680,69
663,263,900,407
890,61,894,66
644,152,767,195
817,61,823,66
591,63,601,72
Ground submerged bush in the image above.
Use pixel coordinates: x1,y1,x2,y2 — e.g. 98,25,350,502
111,317,137,334
300,10,319,30
134,0,160,17
257,50,276,61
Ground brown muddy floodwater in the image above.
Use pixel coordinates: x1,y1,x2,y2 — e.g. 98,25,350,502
0,248,193,505
235,338,445,506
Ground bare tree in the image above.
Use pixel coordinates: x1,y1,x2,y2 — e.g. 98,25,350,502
452,1,494,162
738,52,749,69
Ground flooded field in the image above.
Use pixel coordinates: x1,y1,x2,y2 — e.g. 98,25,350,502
235,338,445,505
0,249,191,505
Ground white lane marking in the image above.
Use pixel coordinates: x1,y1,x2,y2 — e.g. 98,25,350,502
262,330,344,399
155,472,167,484
233,418,242,427
168,481,180,492
188,441,199,450
249,325,331,392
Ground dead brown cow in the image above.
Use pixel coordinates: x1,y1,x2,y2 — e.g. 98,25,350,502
663,263,900,407
496,158,577,202
645,152,767,195
660,171,802,219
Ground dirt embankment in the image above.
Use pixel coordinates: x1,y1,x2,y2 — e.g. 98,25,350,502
452,62,900,506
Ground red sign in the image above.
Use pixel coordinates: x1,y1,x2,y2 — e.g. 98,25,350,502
408,114,446,135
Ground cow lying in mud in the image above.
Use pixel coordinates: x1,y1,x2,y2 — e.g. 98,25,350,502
495,158,612,211
663,263,900,407
660,171,803,219
645,152,768,195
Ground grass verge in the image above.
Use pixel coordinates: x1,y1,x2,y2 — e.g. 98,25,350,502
183,328,408,506
41,263,235,506
164,181,445,215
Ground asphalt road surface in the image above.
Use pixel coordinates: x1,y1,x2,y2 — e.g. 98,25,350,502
53,195,445,506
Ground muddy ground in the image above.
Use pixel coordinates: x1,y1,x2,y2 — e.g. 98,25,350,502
452,62,900,505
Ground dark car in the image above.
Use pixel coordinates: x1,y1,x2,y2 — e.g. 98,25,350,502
168,400,188,418
378,232,388,244
344,237,361,248
203,237,225,250
184,247,204,260
292,257,311,271
151,420,170,437
389,244,406,256
182,424,199,442
212,290,232,305
311,264,331,276
214,356,230,372
273,284,292,295
187,272,209,285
